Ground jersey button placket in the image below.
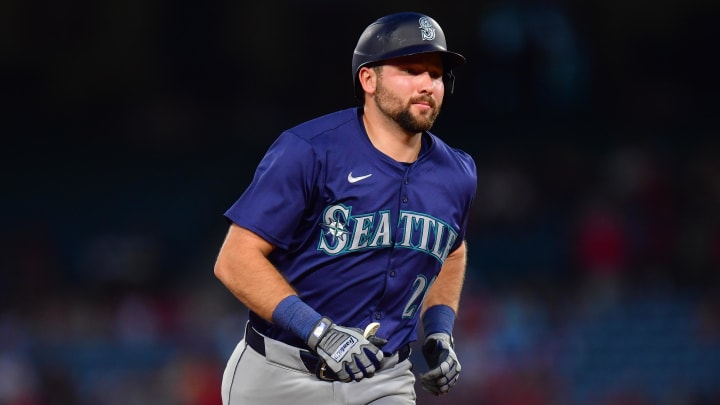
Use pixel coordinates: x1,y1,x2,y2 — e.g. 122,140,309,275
401,173,410,204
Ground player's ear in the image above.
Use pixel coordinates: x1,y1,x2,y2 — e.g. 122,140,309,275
358,66,378,96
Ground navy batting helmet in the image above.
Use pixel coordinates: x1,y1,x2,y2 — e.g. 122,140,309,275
352,12,466,100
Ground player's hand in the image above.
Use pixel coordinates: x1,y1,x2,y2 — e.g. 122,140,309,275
306,317,385,382
420,333,461,395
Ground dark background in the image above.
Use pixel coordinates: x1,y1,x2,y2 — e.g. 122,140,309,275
2,1,719,404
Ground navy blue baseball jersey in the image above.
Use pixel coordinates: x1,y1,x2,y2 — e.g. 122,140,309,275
224,107,477,353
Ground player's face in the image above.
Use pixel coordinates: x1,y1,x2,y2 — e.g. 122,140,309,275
373,53,445,134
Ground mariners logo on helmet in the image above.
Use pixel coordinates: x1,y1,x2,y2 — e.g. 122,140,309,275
419,17,436,41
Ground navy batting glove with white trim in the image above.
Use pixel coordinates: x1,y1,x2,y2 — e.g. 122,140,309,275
420,332,461,395
306,317,385,382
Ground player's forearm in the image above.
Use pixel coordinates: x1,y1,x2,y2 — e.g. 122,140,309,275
214,224,296,321
422,241,467,314
214,225,328,343
217,257,296,322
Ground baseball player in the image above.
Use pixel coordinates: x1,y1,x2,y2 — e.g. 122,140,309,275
214,11,477,404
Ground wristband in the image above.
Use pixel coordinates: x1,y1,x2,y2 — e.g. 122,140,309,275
271,295,323,341
422,304,456,336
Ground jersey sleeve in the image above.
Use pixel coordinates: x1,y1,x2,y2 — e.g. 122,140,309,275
224,131,318,250
451,148,478,252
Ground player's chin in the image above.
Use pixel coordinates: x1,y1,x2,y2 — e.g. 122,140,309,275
415,116,436,131
415,106,439,122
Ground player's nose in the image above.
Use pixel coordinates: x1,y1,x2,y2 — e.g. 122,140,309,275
417,71,442,94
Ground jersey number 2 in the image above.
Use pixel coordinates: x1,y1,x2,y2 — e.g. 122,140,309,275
401,274,437,319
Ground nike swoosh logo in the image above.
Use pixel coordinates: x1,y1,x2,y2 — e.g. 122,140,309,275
347,172,373,183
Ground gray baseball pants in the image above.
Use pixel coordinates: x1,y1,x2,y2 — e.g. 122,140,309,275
221,323,416,404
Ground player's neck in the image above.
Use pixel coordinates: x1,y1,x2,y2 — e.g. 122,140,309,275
362,109,422,164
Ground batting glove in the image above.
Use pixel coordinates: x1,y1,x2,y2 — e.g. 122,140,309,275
306,317,385,382
420,332,461,395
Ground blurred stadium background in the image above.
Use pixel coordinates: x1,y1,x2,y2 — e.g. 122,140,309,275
2,1,719,404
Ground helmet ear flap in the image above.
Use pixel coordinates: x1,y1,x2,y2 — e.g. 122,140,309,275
443,71,456,94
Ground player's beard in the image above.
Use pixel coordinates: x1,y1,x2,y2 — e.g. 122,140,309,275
374,79,441,134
